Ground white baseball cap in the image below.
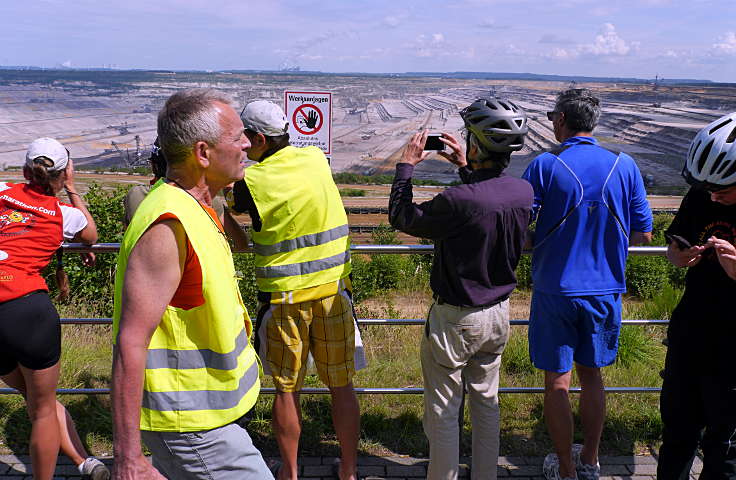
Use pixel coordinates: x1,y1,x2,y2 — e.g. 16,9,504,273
25,137,69,172
241,100,289,136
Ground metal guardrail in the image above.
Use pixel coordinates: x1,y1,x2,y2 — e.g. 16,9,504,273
59,318,670,326
63,242,670,256
0,243,669,396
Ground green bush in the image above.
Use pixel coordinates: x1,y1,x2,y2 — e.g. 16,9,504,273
339,188,366,197
332,172,455,186
624,212,687,298
349,224,427,302
46,183,128,315
515,255,532,290
625,255,671,299
233,252,258,314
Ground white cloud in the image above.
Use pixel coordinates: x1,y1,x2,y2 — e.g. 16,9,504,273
713,31,736,55
581,23,638,56
61,60,72,68
541,24,638,61
548,48,574,59
406,32,452,58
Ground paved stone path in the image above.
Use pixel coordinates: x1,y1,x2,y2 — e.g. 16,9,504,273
0,453,703,479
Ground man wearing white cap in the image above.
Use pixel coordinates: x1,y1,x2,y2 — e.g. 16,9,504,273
231,100,365,480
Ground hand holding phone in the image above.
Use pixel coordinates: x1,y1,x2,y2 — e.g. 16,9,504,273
424,134,446,151
665,234,692,249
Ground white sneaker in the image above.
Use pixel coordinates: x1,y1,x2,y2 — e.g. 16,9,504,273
80,457,110,480
543,452,578,480
571,444,601,480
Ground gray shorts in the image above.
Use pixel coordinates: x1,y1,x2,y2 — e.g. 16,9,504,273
141,421,273,480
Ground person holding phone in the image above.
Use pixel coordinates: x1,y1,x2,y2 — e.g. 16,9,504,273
658,111,736,479
389,97,532,480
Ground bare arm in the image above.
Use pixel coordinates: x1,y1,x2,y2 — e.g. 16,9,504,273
111,219,185,480
629,231,652,246
222,208,250,252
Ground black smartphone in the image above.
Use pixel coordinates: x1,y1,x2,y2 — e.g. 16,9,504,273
665,233,692,249
424,134,445,151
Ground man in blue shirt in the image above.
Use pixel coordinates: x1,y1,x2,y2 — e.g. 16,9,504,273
522,89,653,480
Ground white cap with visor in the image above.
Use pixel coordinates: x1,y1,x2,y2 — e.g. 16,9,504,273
25,137,69,172
241,100,289,136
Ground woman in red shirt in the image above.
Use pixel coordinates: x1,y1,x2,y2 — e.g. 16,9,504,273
0,138,100,479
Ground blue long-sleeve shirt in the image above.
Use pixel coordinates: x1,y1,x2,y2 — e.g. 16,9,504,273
522,136,653,295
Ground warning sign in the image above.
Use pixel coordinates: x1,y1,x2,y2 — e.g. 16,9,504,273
284,91,332,156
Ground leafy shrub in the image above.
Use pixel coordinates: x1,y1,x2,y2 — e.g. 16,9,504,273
625,255,671,299
46,183,128,315
515,255,532,290
625,213,686,298
332,172,454,186
339,188,366,197
233,252,258,314
349,224,425,302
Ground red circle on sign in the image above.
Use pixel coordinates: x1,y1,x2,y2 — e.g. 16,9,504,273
293,103,323,135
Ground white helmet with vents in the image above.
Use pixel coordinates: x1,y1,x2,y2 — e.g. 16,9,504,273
683,112,736,189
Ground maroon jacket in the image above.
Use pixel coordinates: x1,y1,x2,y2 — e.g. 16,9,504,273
389,163,532,307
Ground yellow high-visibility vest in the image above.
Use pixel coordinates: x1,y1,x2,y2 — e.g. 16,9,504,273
113,180,260,432
245,145,351,292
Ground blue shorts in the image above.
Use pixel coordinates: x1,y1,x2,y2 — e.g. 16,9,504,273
528,291,622,372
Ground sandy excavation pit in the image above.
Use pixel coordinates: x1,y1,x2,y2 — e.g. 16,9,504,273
2,71,735,192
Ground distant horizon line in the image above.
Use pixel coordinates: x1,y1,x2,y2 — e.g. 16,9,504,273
0,65,731,86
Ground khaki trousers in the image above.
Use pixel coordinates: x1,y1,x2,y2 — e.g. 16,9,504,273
421,300,510,480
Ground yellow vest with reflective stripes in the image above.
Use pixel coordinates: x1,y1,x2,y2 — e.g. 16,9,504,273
112,181,260,432
244,145,351,292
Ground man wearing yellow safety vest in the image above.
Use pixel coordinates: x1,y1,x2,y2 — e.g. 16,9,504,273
230,100,366,480
111,90,272,480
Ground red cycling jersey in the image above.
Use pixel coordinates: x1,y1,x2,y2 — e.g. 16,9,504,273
0,182,67,302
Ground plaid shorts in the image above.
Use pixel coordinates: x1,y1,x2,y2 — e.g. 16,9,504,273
255,288,365,392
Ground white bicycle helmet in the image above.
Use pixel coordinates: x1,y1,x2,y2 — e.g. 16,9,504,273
683,112,736,189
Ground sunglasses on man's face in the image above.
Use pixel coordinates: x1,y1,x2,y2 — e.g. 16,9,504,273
546,111,561,122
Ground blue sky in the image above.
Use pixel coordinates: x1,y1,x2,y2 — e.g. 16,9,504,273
3,0,735,82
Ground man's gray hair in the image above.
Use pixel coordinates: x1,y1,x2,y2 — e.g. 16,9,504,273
555,88,601,133
157,89,232,165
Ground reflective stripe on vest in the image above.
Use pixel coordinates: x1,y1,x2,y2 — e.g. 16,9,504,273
146,328,248,370
253,223,349,257
245,146,351,291
142,360,259,412
255,250,351,278
113,181,260,432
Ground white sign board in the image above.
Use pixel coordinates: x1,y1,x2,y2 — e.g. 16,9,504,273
284,91,332,157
